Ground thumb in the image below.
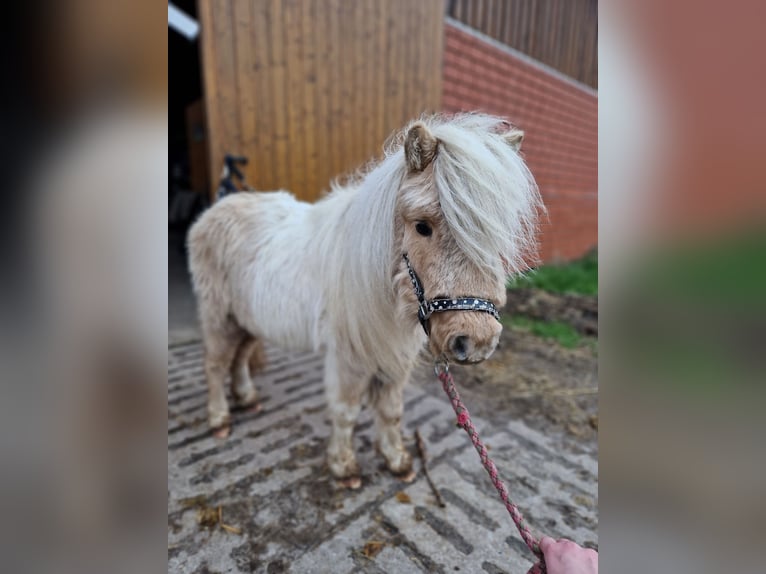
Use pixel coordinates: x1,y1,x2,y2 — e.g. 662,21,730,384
538,536,556,553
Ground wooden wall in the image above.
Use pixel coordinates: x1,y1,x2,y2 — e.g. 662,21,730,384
198,0,445,201
447,0,598,89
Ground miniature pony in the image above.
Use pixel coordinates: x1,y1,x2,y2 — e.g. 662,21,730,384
188,113,542,486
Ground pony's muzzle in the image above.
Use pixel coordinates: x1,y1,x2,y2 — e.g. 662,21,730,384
444,329,500,365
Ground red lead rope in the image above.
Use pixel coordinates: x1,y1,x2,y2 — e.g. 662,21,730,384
436,363,547,574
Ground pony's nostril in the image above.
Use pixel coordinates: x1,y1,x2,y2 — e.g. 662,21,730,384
451,335,470,361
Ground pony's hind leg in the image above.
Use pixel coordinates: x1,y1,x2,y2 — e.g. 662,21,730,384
202,319,242,438
370,374,414,481
230,335,263,411
248,337,267,374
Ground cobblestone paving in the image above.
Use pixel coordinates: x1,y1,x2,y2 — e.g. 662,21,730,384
168,341,598,574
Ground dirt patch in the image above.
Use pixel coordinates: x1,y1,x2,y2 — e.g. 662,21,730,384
504,288,598,336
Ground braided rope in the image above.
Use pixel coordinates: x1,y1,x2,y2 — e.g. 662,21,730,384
437,365,546,574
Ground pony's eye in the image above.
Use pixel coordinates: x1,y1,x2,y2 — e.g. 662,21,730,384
415,221,432,237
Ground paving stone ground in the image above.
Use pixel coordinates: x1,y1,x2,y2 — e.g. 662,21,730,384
168,341,598,574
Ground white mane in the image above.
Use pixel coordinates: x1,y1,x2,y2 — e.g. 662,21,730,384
427,113,543,277
312,113,543,374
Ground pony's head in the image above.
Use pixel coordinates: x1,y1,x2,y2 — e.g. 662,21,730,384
393,114,542,364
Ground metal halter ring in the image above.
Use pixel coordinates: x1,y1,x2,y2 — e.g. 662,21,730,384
433,358,450,377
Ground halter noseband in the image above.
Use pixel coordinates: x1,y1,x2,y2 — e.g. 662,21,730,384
402,253,500,336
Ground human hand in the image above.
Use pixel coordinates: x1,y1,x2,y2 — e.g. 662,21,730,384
539,536,598,574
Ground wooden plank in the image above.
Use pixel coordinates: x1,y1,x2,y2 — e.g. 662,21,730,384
543,0,553,65
314,0,331,195
430,0,446,114
470,0,480,29
529,0,541,58
197,0,218,199
399,0,414,125
351,0,366,170
301,0,319,200
373,0,389,150
574,0,582,82
494,0,507,41
400,0,414,126
216,0,242,171
519,0,529,52
498,0,509,46
453,0,463,20
249,0,271,191
335,0,347,177
254,1,269,191
284,0,305,196
357,0,376,160
233,0,258,188
512,0,521,47
199,0,235,199
384,0,402,143
410,0,425,122
326,0,343,183
555,0,565,74
266,0,289,190
477,0,485,38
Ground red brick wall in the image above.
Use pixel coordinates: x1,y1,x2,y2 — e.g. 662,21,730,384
442,21,598,263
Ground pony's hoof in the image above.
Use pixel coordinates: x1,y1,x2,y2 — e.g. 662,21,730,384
395,469,417,483
209,411,231,437
245,402,262,414
337,476,362,490
233,388,259,409
235,400,261,414
385,449,413,476
328,454,361,482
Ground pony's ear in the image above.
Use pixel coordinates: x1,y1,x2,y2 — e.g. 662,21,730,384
504,129,524,151
404,122,439,172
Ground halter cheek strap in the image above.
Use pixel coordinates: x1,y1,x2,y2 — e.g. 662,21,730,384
402,253,501,336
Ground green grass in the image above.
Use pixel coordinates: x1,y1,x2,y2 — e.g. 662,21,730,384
501,250,597,348
508,249,598,296
502,315,583,348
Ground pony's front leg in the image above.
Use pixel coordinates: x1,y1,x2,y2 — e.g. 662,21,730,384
372,375,415,482
324,348,364,489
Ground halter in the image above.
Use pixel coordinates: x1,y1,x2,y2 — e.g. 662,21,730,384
402,253,501,336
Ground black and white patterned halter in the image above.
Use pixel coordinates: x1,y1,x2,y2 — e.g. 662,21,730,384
402,253,501,336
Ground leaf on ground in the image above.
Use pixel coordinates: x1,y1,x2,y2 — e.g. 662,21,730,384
196,506,219,528
194,504,241,534
220,523,242,535
361,540,385,559
395,491,411,504
180,495,207,509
